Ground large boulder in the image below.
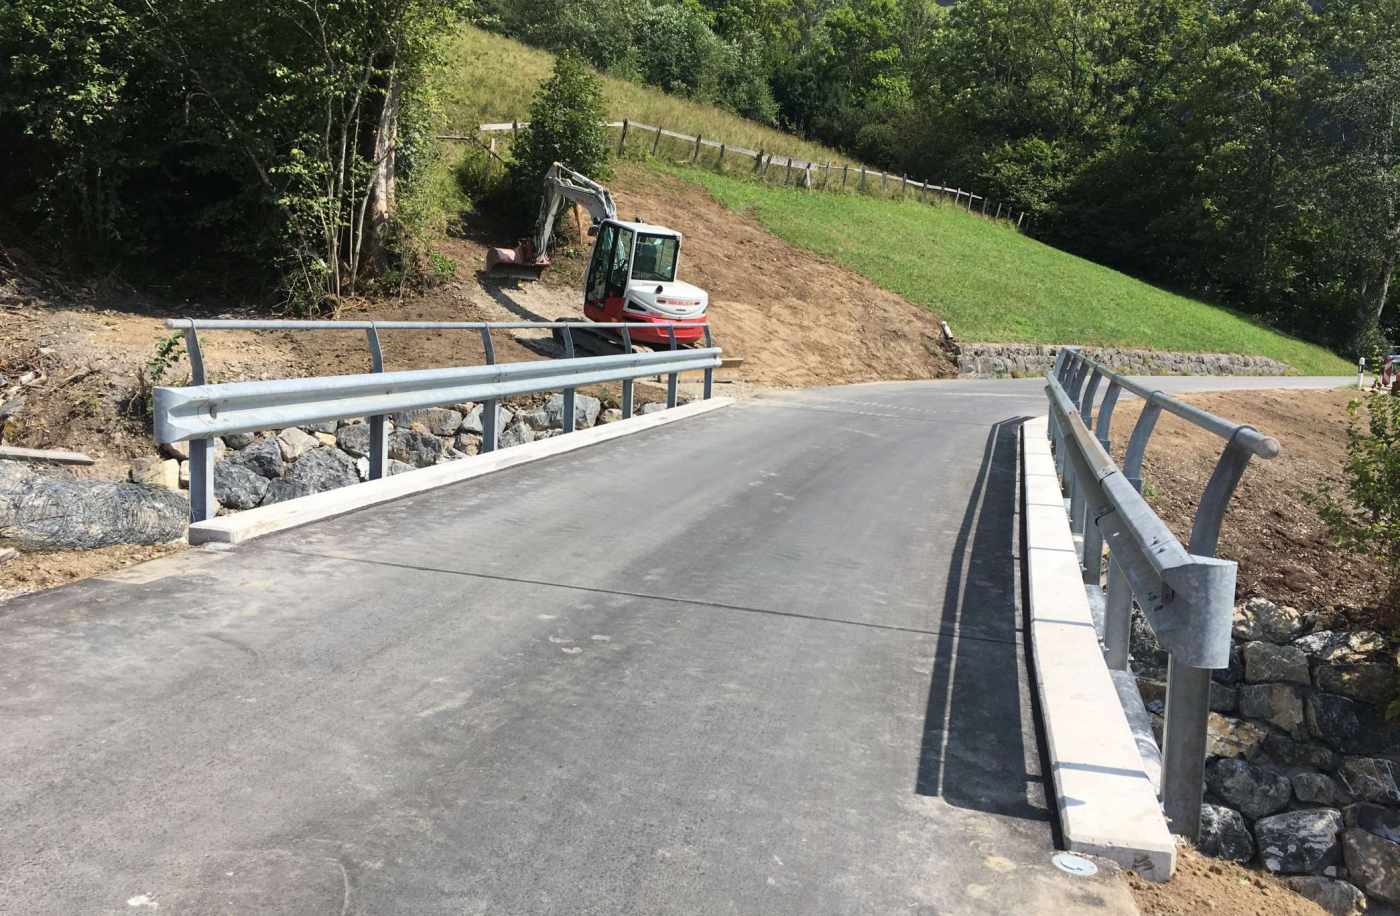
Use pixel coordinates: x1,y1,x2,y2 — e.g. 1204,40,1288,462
231,438,284,479
260,447,358,505
1294,772,1353,807
130,456,180,491
336,422,372,458
1197,803,1255,862
1344,828,1400,905
461,402,511,435
1238,597,1309,644
1256,732,1338,771
1307,693,1363,751
517,407,553,431
1207,713,1268,759
544,392,602,429
213,461,269,510
388,429,442,468
1281,876,1367,916
396,407,463,436
1297,630,1389,665
1255,808,1344,874
1341,758,1400,805
1244,641,1311,685
1239,683,1305,735
276,427,318,461
1347,803,1400,844
0,462,187,549
1316,662,1393,706
498,418,535,449
1206,758,1292,819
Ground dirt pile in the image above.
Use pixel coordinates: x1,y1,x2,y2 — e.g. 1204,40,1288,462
1110,387,1382,626
1129,843,1327,916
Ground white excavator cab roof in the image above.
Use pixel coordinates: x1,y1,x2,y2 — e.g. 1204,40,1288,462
605,218,682,240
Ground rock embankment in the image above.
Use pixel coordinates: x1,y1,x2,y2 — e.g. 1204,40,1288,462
958,344,1292,378
1134,597,1399,915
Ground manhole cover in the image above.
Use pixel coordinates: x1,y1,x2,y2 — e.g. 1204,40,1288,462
1052,852,1099,877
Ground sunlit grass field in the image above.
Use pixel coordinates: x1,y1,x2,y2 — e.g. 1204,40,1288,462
662,164,1351,375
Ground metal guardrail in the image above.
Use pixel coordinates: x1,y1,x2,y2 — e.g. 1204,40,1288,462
157,319,719,523
1044,348,1279,841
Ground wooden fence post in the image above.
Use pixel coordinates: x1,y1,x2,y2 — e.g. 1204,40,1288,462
824,162,832,189
981,195,988,216
652,124,663,156
859,165,866,191
879,171,886,193
785,157,794,185
1017,211,1025,229
754,149,765,174
718,143,726,168
901,174,908,196
617,118,629,155
692,134,702,162
842,164,849,189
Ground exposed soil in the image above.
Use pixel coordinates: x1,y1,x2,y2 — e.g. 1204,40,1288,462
1128,843,1326,916
0,542,186,605
1109,387,1386,629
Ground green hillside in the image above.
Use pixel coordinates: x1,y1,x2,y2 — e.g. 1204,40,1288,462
661,165,1351,375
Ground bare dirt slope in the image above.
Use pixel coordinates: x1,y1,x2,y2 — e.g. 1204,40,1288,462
1110,386,1383,627
1129,843,1326,916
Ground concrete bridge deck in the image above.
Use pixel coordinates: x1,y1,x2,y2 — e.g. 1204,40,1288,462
0,376,1346,914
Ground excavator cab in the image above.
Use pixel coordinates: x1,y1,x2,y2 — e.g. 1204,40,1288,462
582,218,708,346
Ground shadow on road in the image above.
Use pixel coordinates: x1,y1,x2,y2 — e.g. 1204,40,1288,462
916,416,1050,823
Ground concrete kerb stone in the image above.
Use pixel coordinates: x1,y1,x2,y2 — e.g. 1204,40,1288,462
188,398,734,546
1021,415,1177,881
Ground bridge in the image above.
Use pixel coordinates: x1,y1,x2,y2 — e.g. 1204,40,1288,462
0,357,1345,913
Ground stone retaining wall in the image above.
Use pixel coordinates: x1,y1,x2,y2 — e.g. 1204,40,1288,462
1132,598,1399,914
958,343,1293,379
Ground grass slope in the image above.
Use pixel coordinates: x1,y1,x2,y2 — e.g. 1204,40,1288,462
665,165,1350,375
435,26,854,168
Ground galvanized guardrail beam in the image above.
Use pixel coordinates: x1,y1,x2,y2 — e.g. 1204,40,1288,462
158,319,719,526
1043,347,1275,842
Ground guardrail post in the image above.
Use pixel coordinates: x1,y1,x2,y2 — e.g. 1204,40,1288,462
367,324,389,479
1162,432,1258,840
561,327,577,434
480,327,498,453
181,322,216,523
620,326,635,418
702,326,714,399
666,326,679,408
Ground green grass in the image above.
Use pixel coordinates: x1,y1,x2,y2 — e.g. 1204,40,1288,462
660,164,1351,375
433,26,857,169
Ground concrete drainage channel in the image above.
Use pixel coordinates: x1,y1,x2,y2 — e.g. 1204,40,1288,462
1023,348,1281,883
154,319,728,544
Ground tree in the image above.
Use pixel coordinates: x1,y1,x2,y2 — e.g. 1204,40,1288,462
509,51,611,218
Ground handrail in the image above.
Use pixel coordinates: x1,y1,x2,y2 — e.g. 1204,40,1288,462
1043,346,1277,845
159,318,720,525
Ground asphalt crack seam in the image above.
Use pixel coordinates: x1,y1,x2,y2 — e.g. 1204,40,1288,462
271,547,1023,647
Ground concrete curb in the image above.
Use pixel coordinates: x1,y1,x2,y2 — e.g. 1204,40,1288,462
189,398,734,546
1022,415,1176,881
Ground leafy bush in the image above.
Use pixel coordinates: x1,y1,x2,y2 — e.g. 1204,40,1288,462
509,52,611,221
1310,392,1400,607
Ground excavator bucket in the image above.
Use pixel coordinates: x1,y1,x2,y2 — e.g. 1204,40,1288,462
484,242,549,280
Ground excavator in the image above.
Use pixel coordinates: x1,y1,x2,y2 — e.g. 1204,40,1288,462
485,162,710,347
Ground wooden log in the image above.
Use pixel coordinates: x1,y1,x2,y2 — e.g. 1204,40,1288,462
0,445,96,465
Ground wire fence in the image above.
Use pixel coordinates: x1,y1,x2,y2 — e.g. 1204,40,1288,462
443,119,1027,231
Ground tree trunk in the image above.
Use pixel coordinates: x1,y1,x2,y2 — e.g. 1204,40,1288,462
1378,245,1396,323
362,66,401,271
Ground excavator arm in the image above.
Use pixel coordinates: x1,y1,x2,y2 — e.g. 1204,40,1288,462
485,162,616,275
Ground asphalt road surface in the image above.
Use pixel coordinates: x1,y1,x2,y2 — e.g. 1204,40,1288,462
0,376,1349,914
